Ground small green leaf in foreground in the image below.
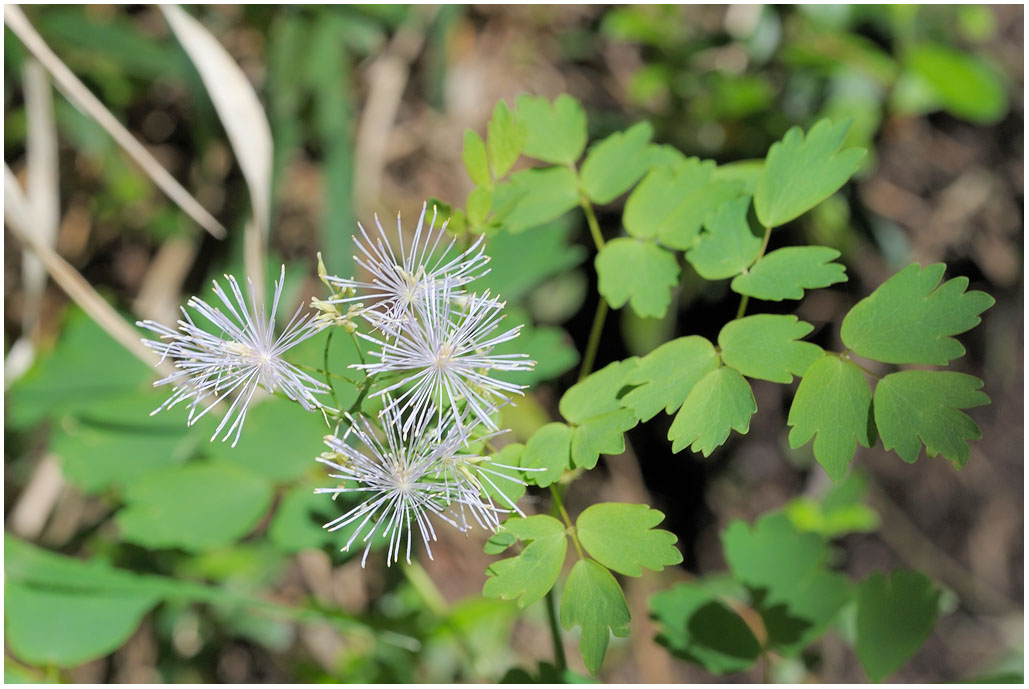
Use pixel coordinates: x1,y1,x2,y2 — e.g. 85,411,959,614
787,356,875,481
841,263,995,365
516,93,588,165
856,570,940,682
571,408,638,470
487,100,526,178
668,367,756,456
621,336,719,422
560,559,631,675
580,121,654,204
559,357,640,424
731,246,847,301
873,370,989,467
576,502,682,577
755,118,866,228
521,422,572,487
483,515,568,608
463,128,491,187
492,166,580,234
719,314,823,383
596,238,680,319
685,196,763,279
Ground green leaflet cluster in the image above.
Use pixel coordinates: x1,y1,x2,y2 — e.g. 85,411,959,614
650,477,941,682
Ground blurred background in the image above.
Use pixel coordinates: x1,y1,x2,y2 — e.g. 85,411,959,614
3,4,1023,683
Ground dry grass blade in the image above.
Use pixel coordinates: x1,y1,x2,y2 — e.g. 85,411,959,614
4,165,165,373
161,4,272,295
3,4,226,239
22,58,59,329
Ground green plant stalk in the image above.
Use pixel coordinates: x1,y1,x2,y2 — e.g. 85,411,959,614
580,193,606,252
545,588,568,672
578,298,609,382
735,224,773,320
322,327,341,408
550,484,584,559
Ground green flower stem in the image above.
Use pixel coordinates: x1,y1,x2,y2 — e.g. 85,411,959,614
735,223,773,320
550,484,584,559
293,362,360,386
580,193,606,252
545,588,568,672
323,328,341,408
578,298,608,382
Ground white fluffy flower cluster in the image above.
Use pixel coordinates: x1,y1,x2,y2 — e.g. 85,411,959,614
318,202,536,565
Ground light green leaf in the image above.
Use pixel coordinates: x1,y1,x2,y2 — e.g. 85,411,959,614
685,197,763,279
576,502,682,577
462,128,491,187
755,119,866,228
492,166,580,233
718,314,824,383
571,408,638,470
117,460,274,551
486,100,526,178
856,570,940,682
624,157,745,249
761,569,853,657
516,93,588,165
785,473,880,538
906,44,1007,124
580,121,653,204
873,370,989,467
787,356,875,481
268,484,339,554
466,186,492,226
483,515,567,608
650,580,762,675
4,581,159,667
668,367,756,456
712,159,764,196
521,422,572,487
481,442,529,507
596,237,680,318
731,246,847,301
476,220,587,301
560,559,631,675
840,263,995,365
559,357,640,424
621,336,719,422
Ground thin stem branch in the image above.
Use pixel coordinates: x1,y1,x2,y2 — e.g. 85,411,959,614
322,328,341,408
578,298,608,381
549,484,584,559
579,193,605,252
545,588,568,672
735,224,773,320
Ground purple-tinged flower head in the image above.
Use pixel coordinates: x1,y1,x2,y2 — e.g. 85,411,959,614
325,201,490,332
137,265,329,447
355,282,535,437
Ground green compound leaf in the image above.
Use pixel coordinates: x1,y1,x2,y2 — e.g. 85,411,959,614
621,336,719,422
685,196,763,279
486,100,526,179
483,515,568,609
650,580,762,675
516,93,588,165
731,246,847,301
493,166,580,234
467,186,493,226
117,460,274,551
788,356,875,481
723,513,852,657
560,559,631,676
571,408,638,470
463,128,491,187
856,570,940,682
521,422,573,487
596,237,680,318
560,357,640,424
624,157,745,250
719,315,824,384
873,370,989,467
668,367,756,456
5,581,159,667
580,121,654,204
576,502,682,577
755,118,866,228
840,263,995,365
